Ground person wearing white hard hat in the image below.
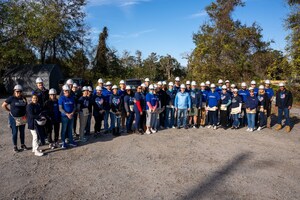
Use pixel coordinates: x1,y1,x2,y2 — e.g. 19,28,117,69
205,81,211,92
162,81,167,91
58,84,77,148
238,82,249,127
199,82,208,127
189,81,202,128
185,81,191,93
102,81,113,134
230,88,242,129
33,77,49,108
117,81,127,132
156,82,167,129
216,79,223,94
45,88,60,149
257,85,270,131
145,84,159,134
60,79,74,96
275,82,293,132
110,85,123,136
2,85,28,153
92,86,105,135
174,84,191,129
76,86,90,143
225,80,230,89
165,82,176,128
71,82,82,138
141,83,147,96
250,80,258,96
124,85,135,134
134,85,146,134
93,78,106,95
264,80,274,128
83,86,94,136
220,85,232,129
174,77,181,94
206,84,220,130
245,87,258,132
144,78,150,87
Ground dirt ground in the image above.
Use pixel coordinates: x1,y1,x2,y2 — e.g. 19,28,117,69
0,98,300,200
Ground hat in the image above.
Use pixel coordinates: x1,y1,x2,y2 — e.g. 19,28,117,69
157,81,162,85
112,85,118,89
82,86,88,91
73,83,78,88
141,83,146,87
119,80,125,84
175,77,180,81
149,84,154,90
259,85,265,90
162,81,167,85
14,84,23,91
233,88,238,92
249,87,254,91
180,84,186,89
210,83,216,88
88,86,93,92
231,84,236,88
191,81,197,86
225,80,230,83
200,82,205,87
153,84,158,89
62,84,70,91
265,80,271,84
279,82,285,87
168,82,174,86
205,81,210,85
106,81,112,86
96,86,102,91
186,81,191,85
241,82,247,87
221,85,227,89
49,88,57,95
145,78,150,82
98,78,104,83
36,77,43,83
126,85,131,90
251,80,256,85
218,79,223,84
66,79,73,85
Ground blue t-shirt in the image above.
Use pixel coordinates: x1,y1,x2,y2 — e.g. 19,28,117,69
146,93,158,110
207,91,220,107
265,88,274,100
238,89,249,103
253,87,259,96
220,92,231,104
102,89,112,110
201,90,208,103
5,96,27,117
58,95,75,116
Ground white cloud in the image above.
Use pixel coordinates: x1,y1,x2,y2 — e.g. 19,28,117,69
187,10,207,19
87,0,151,7
111,29,155,39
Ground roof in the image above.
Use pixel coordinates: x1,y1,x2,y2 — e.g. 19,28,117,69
4,64,58,77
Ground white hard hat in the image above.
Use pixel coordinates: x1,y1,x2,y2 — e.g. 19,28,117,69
62,84,70,91
153,84,158,89
119,80,125,84
149,84,154,90
96,86,102,91
251,80,256,85
175,77,180,81
218,79,223,84
233,88,238,92
205,81,210,85
221,85,227,89
265,80,271,84
241,82,247,87
180,84,186,89
126,85,131,90
106,81,112,86
141,83,146,87
14,84,23,91
145,78,150,82
98,78,104,83
82,86,88,91
279,82,285,87
191,81,197,86
73,83,78,88
210,83,216,88
231,84,236,88
186,81,191,85
225,80,230,83
88,86,93,92
49,88,57,95
157,81,162,85
36,77,43,83
35,116,47,126
200,82,205,87
249,87,254,91
66,79,73,85
168,82,174,86
162,81,167,85
112,85,118,89
259,85,264,90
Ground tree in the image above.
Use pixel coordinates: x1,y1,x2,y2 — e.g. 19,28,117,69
159,55,181,80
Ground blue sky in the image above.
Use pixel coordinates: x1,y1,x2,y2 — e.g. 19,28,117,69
86,0,290,66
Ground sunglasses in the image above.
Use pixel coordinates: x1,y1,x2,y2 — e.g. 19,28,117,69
137,87,142,89
15,91,22,93
64,90,70,92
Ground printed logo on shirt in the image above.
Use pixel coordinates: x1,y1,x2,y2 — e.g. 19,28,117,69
96,98,104,105
221,95,226,100
209,95,216,99
258,97,264,102
112,98,120,105
232,98,237,103
280,94,285,99
15,100,26,107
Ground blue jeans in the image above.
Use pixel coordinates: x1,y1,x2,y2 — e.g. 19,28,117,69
277,108,291,126
9,114,25,146
259,112,267,127
247,113,255,129
104,110,114,131
112,113,120,129
61,116,74,145
177,109,187,127
126,112,134,131
232,114,240,128
165,107,175,128
208,111,218,126
240,108,247,126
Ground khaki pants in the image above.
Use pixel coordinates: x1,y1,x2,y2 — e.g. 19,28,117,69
200,107,206,126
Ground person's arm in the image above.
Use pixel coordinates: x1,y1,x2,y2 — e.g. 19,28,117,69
124,96,130,113
187,94,191,109
2,102,10,112
226,99,231,107
174,94,178,110
288,91,293,109
26,104,39,119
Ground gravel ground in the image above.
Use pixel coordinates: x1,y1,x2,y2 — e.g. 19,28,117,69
0,98,300,200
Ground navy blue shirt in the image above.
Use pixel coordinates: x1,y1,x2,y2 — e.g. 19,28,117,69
124,94,135,113
78,96,91,111
190,89,202,107
220,92,231,104
245,95,258,110
231,95,242,108
110,94,123,113
166,89,176,106
92,95,104,116
134,92,145,112
45,100,61,123
5,96,27,117
26,103,42,130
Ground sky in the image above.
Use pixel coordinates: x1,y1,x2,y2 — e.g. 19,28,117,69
85,0,290,66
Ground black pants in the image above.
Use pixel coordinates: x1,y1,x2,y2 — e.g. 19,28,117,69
220,110,229,127
159,110,165,127
94,114,104,133
47,122,60,143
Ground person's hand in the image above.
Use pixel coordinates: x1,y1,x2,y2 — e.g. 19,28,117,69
288,106,292,110
188,108,191,111
175,108,178,112
127,112,130,117
140,112,143,115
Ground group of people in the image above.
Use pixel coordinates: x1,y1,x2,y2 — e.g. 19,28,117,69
2,77,293,156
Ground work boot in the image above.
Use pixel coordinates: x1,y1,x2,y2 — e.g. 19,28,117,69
112,128,116,136
116,127,121,137
286,126,291,133
275,124,282,131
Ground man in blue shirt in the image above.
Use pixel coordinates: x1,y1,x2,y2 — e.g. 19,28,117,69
175,84,191,129
206,84,221,130
264,80,275,128
103,81,113,134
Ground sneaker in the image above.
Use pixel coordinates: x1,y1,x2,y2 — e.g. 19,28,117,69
257,127,262,131
61,143,67,149
184,126,189,129
69,142,77,147
81,137,88,143
65,138,69,144
246,128,250,132
55,142,60,148
151,128,157,133
249,128,254,132
172,126,176,129
213,126,217,130
286,126,291,133
21,144,29,151
207,125,212,129
34,150,44,157
145,130,151,135
13,146,19,153
193,125,197,129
